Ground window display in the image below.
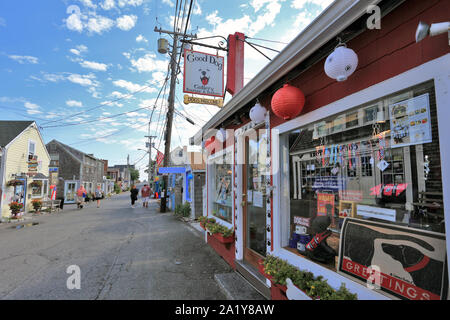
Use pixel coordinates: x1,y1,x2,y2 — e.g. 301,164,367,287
209,152,232,223
285,81,445,272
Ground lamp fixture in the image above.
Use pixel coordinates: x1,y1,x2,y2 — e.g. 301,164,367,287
324,39,358,82
415,21,450,45
249,102,267,124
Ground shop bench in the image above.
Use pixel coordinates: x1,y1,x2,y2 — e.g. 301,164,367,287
40,200,62,213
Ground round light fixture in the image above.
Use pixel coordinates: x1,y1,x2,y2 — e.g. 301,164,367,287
324,43,358,82
249,103,267,123
271,84,305,120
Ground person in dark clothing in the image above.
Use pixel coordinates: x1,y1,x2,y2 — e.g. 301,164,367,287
130,185,139,208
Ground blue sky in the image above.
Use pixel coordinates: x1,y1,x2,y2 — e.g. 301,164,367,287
0,0,332,178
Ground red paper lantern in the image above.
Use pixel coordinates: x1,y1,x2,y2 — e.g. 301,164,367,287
271,84,305,120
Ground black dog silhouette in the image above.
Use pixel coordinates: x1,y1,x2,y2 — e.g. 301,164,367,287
343,223,434,267
382,243,443,296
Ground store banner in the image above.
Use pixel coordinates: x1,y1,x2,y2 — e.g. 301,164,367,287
183,49,224,97
338,218,448,300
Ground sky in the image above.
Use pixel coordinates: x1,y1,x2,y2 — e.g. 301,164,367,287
0,0,333,179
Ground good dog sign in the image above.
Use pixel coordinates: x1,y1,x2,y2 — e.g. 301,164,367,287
183,49,224,97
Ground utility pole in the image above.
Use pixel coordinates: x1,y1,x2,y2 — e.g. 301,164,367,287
155,27,196,213
145,135,156,184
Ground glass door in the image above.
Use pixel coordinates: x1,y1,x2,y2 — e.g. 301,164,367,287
65,181,77,203
243,129,268,268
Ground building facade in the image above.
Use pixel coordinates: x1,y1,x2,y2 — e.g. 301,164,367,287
0,121,50,217
46,140,106,203
192,0,449,300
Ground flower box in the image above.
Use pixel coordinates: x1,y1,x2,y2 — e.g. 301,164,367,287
200,222,206,230
285,278,312,300
212,232,234,244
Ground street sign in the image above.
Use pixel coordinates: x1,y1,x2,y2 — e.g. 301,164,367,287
183,94,223,107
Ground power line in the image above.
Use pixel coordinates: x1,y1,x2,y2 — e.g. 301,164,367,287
245,36,288,45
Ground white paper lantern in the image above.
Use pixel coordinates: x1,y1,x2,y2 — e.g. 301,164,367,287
324,44,358,82
216,128,227,142
249,103,267,123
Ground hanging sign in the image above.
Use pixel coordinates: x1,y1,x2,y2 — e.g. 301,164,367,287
183,49,224,97
338,218,448,300
389,93,432,148
183,95,224,107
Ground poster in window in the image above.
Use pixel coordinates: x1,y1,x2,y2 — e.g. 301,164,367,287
338,218,448,300
389,93,432,148
317,193,334,217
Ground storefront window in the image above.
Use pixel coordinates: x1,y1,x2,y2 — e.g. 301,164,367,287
31,179,48,198
209,151,232,223
283,81,445,271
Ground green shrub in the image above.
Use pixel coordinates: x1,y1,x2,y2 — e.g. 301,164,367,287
175,202,191,217
263,255,357,300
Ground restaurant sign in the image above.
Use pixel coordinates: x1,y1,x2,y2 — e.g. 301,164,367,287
183,49,224,97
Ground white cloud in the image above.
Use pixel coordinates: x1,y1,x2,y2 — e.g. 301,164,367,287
129,53,167,73
66,100,83,107
117,0,144,7
67,73,96,87
116,14,138,31
87,15,115,34
161,0,174,7
24,102,42,115
100,0,115,10
112,79,154,93
66,13,84,32
70,44,88,56
0,17,6,27
80,60,108,71
136,34,148,43
8,54,39,64
79,0,97,9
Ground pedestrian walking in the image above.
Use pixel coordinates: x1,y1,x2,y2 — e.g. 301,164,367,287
95,185,103,208
130,185,139,208
76,185,87,209
141,184,151,208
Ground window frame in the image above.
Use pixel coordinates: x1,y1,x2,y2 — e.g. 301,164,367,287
207,146,234,229
271,54,450,299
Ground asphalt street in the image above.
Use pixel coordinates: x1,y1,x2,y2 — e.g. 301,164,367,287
0,192,232,299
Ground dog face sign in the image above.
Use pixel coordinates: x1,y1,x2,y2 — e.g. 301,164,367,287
338,218,448,300
184,49,224,97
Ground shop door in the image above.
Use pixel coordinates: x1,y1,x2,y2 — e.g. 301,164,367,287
243,129,268,268
65,181,77,203
14,178,27,212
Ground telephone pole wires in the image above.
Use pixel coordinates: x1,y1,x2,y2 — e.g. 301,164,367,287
154,26,196,213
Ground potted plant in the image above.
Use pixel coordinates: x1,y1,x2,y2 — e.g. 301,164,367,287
6,179,24,187
262,255,357,300
8,201,23,218
205,221,234,243
29,180,42,188
31,199,42,214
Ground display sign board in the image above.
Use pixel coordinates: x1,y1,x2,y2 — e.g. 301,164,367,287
338,218,448,300
183,49,224,97
389,93,432,148
317,193,335,216
184,94,224,107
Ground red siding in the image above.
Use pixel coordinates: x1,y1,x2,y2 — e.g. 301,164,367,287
269,0,450,128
